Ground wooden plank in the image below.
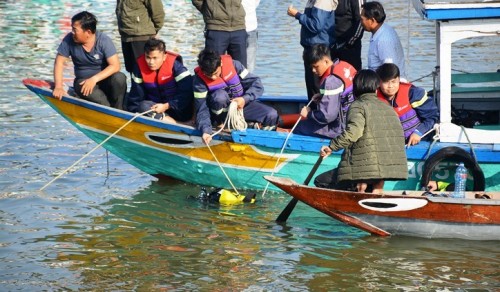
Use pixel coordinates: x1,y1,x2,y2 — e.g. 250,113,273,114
451,72,500,83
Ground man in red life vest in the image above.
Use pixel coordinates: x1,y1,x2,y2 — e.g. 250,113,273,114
376,63,439,147
193,48,278,145
127,39,194,123
294,44,357,138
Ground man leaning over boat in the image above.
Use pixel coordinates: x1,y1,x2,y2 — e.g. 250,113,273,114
294,44,357,139
193,48,278,145
126,39,194,124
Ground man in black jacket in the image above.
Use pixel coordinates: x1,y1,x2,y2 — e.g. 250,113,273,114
331,0,365,70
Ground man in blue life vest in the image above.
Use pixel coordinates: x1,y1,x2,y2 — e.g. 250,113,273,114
294,44,357,139
193,48,279,145
127,39,194,123
376,63,439,147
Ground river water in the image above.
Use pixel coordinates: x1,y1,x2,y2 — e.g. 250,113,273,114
1,0,499,290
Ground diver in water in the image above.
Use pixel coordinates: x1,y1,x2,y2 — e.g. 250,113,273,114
197,187,256,205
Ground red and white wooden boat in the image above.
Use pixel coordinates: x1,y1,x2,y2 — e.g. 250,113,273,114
265,176,500,240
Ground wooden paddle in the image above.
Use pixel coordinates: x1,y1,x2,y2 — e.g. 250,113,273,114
321,209,391,236
276,156,323,223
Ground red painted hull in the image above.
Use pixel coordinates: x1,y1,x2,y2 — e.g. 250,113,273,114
266,176,500,240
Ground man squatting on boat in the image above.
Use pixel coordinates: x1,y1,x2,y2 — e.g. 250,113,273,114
193,48,279,145
52,11,127,109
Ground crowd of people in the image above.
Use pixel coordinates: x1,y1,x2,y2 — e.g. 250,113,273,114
52,1,440,193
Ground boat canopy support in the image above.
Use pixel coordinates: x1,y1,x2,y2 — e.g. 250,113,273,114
436,18,500,144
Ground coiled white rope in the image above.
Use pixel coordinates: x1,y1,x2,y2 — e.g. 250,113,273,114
226,101,247,131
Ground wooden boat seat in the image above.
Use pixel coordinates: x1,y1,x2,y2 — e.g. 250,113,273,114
451,72,500,95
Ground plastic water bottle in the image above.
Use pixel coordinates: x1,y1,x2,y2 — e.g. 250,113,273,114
452,163,467,198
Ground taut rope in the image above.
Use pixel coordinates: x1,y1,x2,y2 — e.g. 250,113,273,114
40,109,154,191
261,99,315,197
206,101,247,194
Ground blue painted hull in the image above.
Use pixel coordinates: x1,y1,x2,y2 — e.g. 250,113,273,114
24,79,500,192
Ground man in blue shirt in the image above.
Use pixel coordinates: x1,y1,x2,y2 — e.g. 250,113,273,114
53,11,126,109
360,1,407,80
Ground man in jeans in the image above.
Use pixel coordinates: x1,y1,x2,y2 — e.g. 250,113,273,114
242,0,260,72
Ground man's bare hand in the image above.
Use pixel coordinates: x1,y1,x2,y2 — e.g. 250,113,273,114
79,76,98,96
52,87,67,100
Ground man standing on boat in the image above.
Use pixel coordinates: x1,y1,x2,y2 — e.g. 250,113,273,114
287,0,337,102
192,0,248,67
52,11,127,109
331,0,365,70
314,70,407,193
376,63,439,146
294,44,357,138
126,39,194,123
360,1,407,80
193,48,278,145
242,0,261,72
116,0,165,76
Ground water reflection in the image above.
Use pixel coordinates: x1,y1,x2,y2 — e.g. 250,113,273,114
31,180,359,290
2,179,493,290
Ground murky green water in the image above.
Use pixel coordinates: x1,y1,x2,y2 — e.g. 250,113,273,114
1,0,499,290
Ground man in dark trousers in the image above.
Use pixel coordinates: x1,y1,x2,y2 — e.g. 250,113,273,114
192,0,248,67
331,0,365,70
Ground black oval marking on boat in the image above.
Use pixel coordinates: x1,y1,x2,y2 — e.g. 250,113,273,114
361,202,398,209
148,134,193,145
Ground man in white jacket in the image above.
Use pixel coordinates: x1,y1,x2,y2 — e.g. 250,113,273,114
242,0,260,72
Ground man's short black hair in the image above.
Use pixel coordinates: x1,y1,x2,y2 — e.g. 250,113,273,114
197,48,221,75
353,69,380,97
72,11,98,34
361,1,386,24
304,44,331,65
376,63,400,82
144,39,166,54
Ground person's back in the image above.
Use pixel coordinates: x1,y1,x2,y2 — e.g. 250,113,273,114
315,69,407,193
334,86,407,184
287,0,337,100
116,0,165,74
331,0,365,70
192,0,247,67
360,1,406,79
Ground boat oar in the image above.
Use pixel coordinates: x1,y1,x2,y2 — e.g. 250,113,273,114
276,156,323,223
40,109,153,191
321,209,391,237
